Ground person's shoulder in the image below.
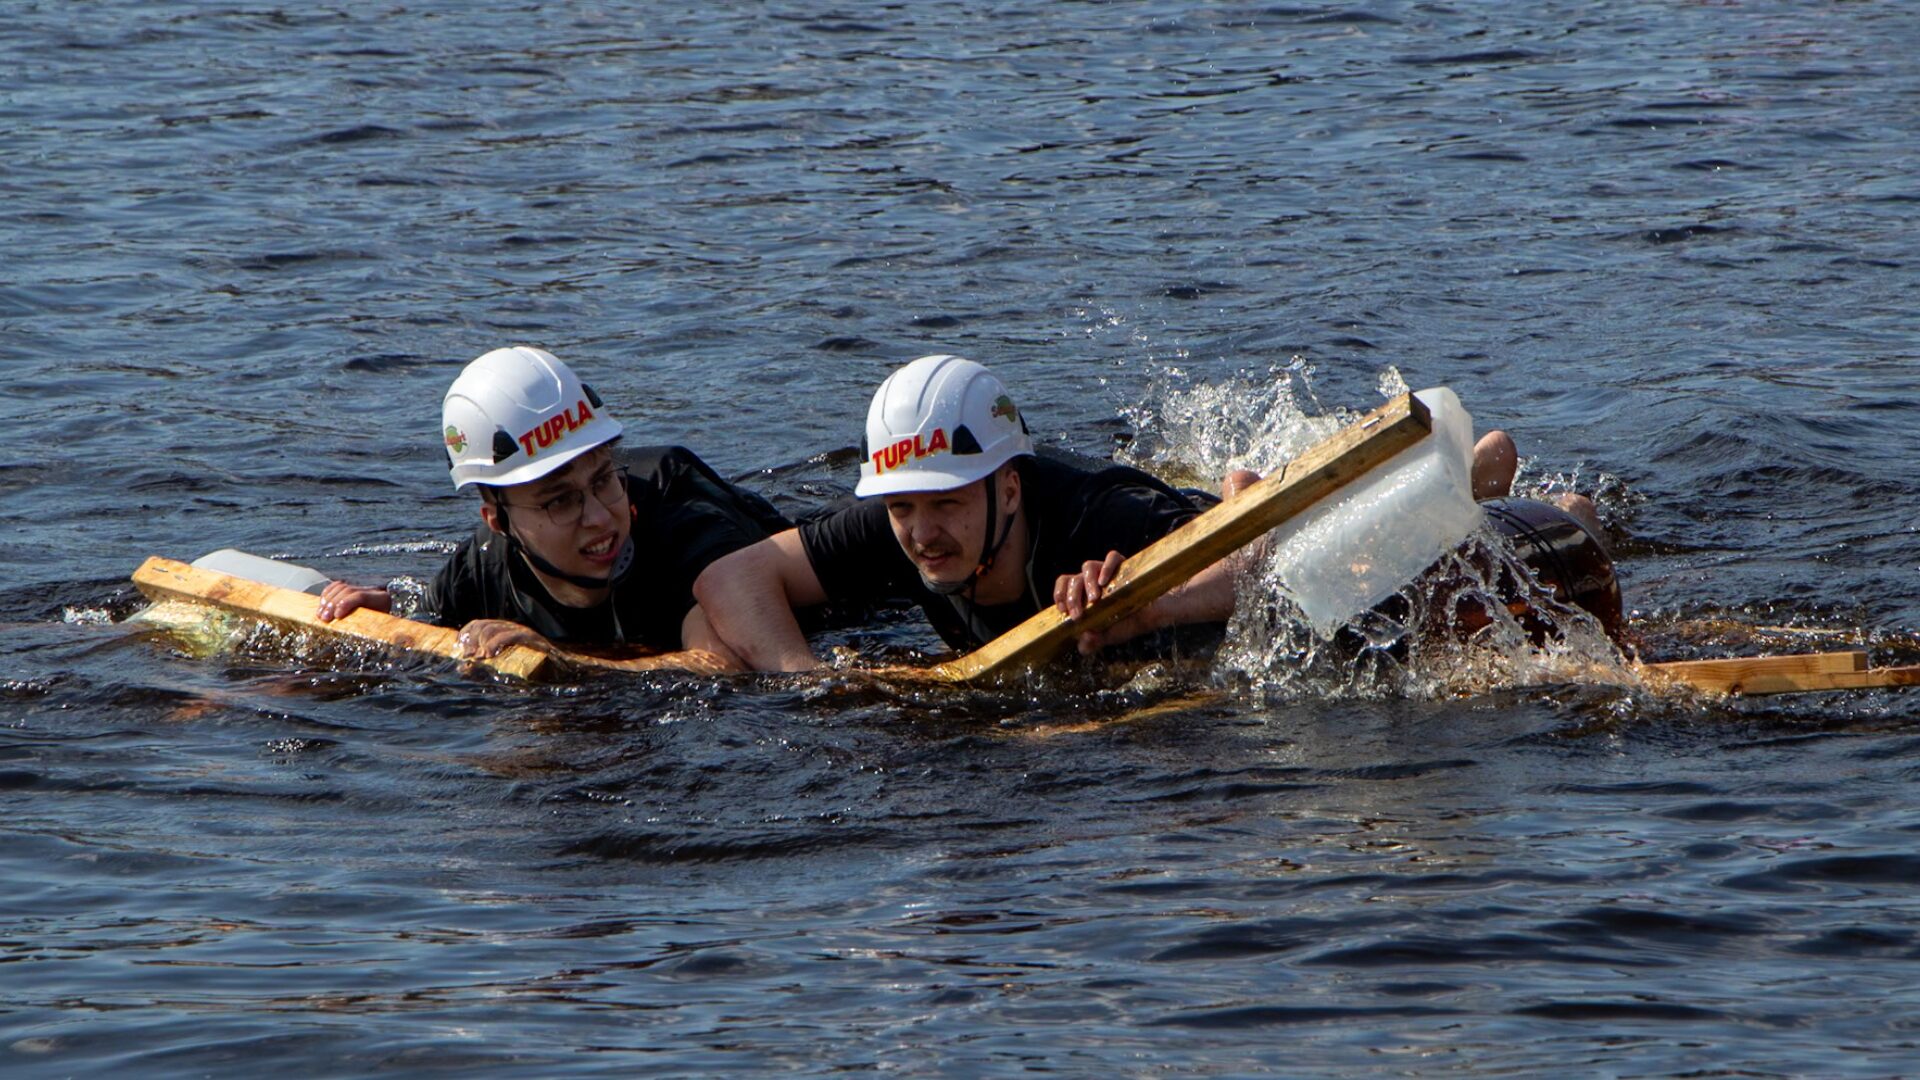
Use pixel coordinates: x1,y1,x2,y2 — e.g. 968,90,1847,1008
437,523,510,575
423,523,515,626
797,496,895,569
1026,452,1192,512
1025,454,1201,572
619,444,709,486
799,493,888,541
795,494,916,604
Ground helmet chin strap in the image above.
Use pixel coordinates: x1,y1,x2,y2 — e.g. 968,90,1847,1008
922,475,1015,598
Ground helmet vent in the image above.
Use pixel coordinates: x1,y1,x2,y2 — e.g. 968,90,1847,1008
492,429,519,463
582,383,604,408
951,425,983,455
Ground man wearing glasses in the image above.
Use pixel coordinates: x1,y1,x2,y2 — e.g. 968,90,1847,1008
316,346,787,663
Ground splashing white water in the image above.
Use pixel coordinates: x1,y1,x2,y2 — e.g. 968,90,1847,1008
1118,356,1348,485
1120,364,1631,700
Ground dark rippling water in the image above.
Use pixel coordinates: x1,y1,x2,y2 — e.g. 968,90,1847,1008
5,2,1920,1075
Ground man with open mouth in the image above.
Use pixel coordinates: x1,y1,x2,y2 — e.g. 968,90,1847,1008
316,346,787,664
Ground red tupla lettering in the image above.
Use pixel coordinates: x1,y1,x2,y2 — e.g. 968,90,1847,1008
515,399,594,458
872,428,952,474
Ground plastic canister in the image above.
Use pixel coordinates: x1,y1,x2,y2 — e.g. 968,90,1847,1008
1262,387,1483,637
191,549,334,596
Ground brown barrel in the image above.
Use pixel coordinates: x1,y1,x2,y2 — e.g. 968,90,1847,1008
1480,497,1624,641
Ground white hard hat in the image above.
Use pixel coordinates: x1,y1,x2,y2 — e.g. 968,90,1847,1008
441,346,623,489
855,355,1034,498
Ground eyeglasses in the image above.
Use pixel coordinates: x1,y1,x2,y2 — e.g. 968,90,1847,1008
501,465,629,526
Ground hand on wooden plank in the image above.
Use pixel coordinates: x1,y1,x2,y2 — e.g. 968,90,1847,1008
455,619,556,662
316,580,391,623
929,394,1434,683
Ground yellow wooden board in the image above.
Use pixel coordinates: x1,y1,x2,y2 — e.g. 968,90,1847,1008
132,556,1920,697
1640,650,1919,696
131,557,729,680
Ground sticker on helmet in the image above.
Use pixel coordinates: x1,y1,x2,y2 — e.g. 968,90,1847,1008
871,428,950,474
516,398,595,458
444,426,468,454
991,395,1019,423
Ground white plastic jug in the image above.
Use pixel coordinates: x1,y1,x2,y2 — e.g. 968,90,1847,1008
1262,387,1483,637
191,549,333,596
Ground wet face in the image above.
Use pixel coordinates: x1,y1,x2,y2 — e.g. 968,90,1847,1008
482,447,630,583
883,467,1019,588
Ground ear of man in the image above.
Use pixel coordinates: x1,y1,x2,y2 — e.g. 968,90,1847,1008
479,490,508,535
998,462,1023,518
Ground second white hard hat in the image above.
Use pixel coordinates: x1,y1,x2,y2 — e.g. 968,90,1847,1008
855,355,1034,498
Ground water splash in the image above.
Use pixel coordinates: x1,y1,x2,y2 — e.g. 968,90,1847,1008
128,597,438,676
334,541,458,557
1219,537,1630,701
1121,365,1631,700
1117,356,1348,486
1515,465,1640,536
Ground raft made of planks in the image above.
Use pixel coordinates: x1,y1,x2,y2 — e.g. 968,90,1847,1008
131,556,730,681
131,557,1920,696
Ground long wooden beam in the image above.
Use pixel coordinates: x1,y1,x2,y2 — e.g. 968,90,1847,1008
927,392,1435,683
1640,650,1920,696
131,557,730,680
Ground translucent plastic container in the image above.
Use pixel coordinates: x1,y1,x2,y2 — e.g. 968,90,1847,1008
191,549,333,596
1264,387,1484,637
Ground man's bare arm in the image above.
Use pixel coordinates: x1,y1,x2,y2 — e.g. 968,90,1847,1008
693,529,831,672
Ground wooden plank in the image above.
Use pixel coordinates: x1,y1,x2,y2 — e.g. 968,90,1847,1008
134,556,551,680
132,557,730,680
927,392,1434,684
1638,651,1920,696
1641,650,1866,693
1716,666,1920,696
555,647,733,677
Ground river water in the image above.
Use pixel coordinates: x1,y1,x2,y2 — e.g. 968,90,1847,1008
4,1,1920,1075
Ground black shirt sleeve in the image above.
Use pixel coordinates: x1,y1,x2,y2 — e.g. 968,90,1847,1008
421,528,504,630
796,497,923,607
1030,464,1203,583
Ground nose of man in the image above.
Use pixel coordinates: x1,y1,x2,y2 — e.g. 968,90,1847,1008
579,486,615,529
907,515,950,551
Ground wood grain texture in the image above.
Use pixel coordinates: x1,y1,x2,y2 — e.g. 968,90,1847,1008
1639,651,1920,695
132,557,730,680
928,392,1434,684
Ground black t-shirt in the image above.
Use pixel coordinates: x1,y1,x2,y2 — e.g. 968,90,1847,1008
423,446,789,649
798,456,1205,650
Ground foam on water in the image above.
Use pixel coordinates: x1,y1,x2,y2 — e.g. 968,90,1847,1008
128,596,439,676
